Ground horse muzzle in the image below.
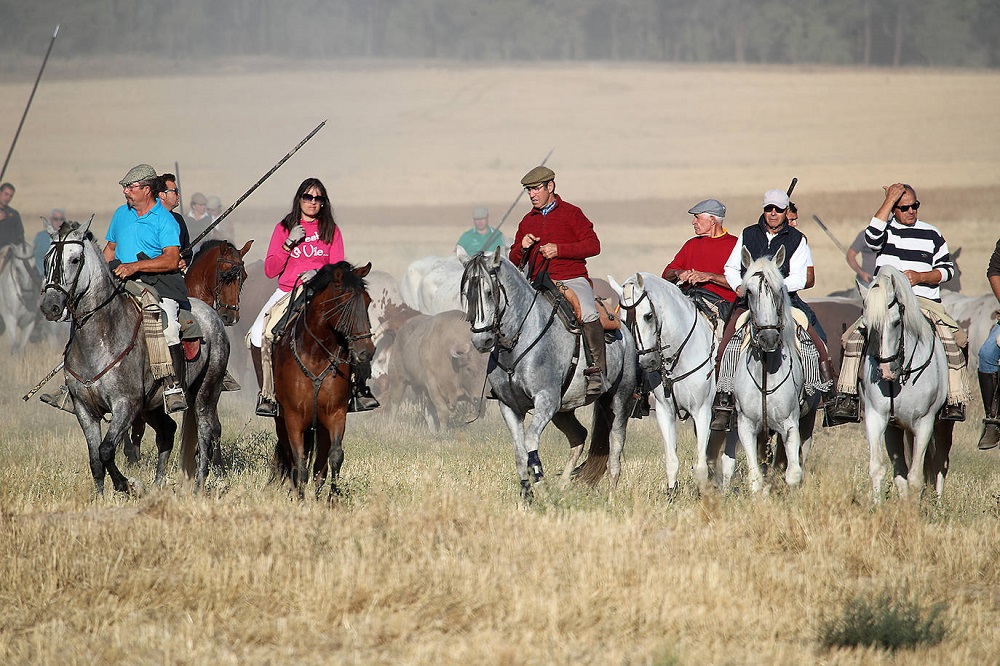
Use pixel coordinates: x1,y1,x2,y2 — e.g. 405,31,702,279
39,291,68,322
471,332,495,353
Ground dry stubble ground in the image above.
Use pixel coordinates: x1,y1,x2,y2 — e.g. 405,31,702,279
2,60,1000,664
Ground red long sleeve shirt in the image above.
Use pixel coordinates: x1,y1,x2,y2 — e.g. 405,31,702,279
509,196,600,281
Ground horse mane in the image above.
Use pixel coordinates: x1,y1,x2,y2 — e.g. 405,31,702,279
743,256,797,349
190,239,231,263
865,266,932,342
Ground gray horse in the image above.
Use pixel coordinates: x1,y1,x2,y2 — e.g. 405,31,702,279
38,218,229,492
0,240,40,352
460,248,639,497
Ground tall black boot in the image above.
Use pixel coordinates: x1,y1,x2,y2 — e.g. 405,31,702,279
582,320,608,396
251,344,277,417
163,344,188,414
819,359,837,404
979,370,1000,450
348,361,380,412
710,392,734,431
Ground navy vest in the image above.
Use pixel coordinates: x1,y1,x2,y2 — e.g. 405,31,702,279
739,217,805,292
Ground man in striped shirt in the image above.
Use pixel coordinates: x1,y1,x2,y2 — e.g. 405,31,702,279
825,183,969,425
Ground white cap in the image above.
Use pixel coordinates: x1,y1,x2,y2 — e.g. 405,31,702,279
763,189,790,209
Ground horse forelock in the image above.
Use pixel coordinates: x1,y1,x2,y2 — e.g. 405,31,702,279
870,267,932,343
744,261,796,348
461,254,491,323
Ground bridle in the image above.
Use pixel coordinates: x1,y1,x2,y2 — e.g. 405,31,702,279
42,235,122,327
208,243,246,321
746,270,784,351
865,286,933,385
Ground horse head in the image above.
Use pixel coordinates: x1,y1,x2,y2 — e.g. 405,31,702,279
187,239,253,325
307,261,375,365
460,246,507,352
741,245,792,354
861,266,926,382
39,216,101,322
611,273,662,373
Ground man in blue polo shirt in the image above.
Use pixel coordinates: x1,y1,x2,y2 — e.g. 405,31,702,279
105,163,190,414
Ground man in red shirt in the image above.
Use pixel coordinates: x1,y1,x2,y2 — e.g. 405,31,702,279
510,165,606,395
662,198,738,322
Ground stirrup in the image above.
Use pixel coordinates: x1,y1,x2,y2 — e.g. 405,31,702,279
221,371,241,392
162,385,188,414
40,384,75,413
938,403,965,422
348,387,380,413
255,393,278,417
709,392,734,431
584,368,607,395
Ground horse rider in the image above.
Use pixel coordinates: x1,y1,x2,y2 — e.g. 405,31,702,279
710,188,835,431
42,164,192,415
977,237,1000,450
825,183,969,425
248,177,379,417
661,198,738,325
509,165,606,395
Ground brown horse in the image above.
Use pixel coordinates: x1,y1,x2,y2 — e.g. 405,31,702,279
272,261,375,499
123,239,253,470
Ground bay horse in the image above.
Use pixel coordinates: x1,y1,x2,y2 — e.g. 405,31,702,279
38,218,229,492
122,238,252,468
859,266,952,501
271,261,375,499
0,240,40,353
734,246,820,494
460,248,640,498
611,272,734,493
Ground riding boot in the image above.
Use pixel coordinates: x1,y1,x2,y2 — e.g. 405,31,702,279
940,402,966,422
348,361,380,413
978,370,1000,450
221,370,241,391
710,392,734,431
251,344,278,417
819,359,837,404
824,392,860,426
630,372,652,419
162,344,188,414
582,320,608,396
39,383,76,413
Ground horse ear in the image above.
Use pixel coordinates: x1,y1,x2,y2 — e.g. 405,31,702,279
607,275,625,301
490,246,503,266
353,262,372,278
42,216,58,237
80,215,94,235
774,244,786,267
456,245,471,266
741,246,752,269
239,239,254,257
857,278,869,300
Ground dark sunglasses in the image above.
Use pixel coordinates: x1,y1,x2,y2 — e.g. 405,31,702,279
300,193,326,204
894,201,920,212
763,204,786,213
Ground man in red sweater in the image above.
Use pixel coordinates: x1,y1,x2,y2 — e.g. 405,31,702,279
509,165,606,395
662,198,738,322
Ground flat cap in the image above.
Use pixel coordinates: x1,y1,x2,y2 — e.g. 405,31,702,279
190,192,208,206
119,163,157,187
520,165,555,187
688,198,726,217
472,206,489,219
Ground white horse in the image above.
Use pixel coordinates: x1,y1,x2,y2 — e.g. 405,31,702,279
611,272,734,492
735,247,819,494
859,266,953,501
0,240,40,353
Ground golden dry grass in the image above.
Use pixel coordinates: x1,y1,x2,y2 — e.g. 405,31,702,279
3,61,1000,664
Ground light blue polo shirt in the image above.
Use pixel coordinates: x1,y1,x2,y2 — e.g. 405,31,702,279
106,200,180,262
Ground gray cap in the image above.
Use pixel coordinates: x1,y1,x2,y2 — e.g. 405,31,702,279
472,206,489,220
688,198,726,217
190,192,208,206
119,163,157,187
520,165,555,187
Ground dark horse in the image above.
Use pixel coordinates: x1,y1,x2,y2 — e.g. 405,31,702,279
123,238,253,471
271,261,375,499
38,219,229,492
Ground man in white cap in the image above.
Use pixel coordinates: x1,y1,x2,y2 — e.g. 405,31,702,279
456,206,505,255
709,188,834,431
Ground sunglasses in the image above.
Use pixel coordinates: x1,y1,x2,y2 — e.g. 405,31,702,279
894,201,920,212
300,193,326,204
763,204,786,213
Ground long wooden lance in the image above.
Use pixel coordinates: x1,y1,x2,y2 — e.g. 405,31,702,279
0,24,59,182
810,214,850,257
175,160,184,217
184,120,327,251
479,147,555,251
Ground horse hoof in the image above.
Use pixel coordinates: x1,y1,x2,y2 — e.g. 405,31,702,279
519,479,534,502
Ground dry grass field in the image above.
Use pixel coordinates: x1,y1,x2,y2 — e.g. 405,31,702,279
2,59,1000,664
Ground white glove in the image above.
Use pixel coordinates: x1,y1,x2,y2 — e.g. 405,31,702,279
300,269,318,284
283,224,306,249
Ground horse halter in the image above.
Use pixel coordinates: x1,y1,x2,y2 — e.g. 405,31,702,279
622,290,668,365
210,245,246,319
746,271,784,349
41,236,99,324
868,290,906,367
467,261,509,341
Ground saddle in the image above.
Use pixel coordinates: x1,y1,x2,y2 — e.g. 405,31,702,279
532,270,621,335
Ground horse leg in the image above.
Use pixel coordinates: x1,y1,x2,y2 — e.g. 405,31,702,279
523,394,559,486
782,424,803,487
550,411,587,488
689,397,714,495
884,425,909,499
498,402,530,497
99,409,136,494
864,407,890,502
123,417,145,464
142,409,177,488
312,424,332,498
77,410,109,495
736,415,764,494
927,420,954,499
271,416,293,485
651,385,680,492
907,418,936,499
324,416,347,500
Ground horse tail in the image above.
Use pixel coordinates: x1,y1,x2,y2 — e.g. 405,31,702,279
178,410,199,478
575,395,614,486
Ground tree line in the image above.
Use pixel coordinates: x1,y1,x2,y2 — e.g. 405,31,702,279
4,0,998,68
